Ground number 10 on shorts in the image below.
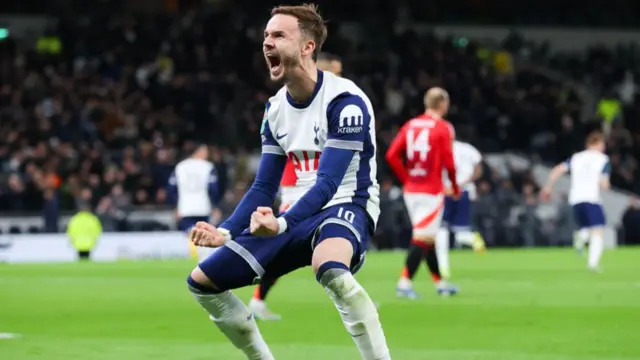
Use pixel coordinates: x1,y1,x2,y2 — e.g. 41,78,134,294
337,207,356,224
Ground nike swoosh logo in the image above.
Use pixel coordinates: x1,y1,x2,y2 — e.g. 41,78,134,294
275,133,287,140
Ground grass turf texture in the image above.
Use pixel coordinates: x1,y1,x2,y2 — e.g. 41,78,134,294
1,248,639,360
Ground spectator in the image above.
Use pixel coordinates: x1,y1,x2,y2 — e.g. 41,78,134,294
0,2,637,244
616,71,637,106
519,183,540,247
554,115,582,163
475,181,499,246
95,184,130,232
553,194,575,246
621,197,640,245
375,179,409,249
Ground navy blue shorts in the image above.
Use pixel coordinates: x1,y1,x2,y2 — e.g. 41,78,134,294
178,216,210,232
198,203,372,291
442,191,472,231
572,202,605,229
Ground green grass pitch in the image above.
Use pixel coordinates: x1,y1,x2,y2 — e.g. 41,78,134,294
1,248,639,360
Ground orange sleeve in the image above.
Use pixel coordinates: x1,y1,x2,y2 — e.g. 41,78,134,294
385,125,409,184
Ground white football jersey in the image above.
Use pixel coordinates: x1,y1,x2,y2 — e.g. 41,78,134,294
170,158,217,217
567,150,610,205
279,185,305,207
262,70,380,225
444,141,482,195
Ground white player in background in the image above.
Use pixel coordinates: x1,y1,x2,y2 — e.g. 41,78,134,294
541,131,611,272
436,138,485,279
167,144,219,261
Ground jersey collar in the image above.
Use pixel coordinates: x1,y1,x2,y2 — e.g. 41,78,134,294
286,69,324,109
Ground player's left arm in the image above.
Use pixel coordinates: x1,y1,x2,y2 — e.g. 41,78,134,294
219,112,287,238
275,93,369,233
600,159,611,190
385,123,409,185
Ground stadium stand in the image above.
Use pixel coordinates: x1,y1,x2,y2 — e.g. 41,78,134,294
0,0,638,246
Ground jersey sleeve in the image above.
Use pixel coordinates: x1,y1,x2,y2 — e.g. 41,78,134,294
324,93,369,151
279,94,368,231
562,156,573,173
447,122,456,140
440,122,458,193
261,105,286,156
385,123,409,184
563,156,572,167
219,102,287,238
469,145,482,165
602,159,612,175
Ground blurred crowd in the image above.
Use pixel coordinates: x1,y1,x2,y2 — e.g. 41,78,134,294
0,1,639,245
502,33,640,193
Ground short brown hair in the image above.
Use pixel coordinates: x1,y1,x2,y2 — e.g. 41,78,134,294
586,131,605,146
424,87,450,110
271,4,328,60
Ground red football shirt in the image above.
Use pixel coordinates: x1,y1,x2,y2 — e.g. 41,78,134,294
385,112,459,195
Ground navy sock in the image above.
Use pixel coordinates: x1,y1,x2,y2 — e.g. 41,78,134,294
316,261,350,283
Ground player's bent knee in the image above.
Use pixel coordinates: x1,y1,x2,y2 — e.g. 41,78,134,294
187,267,220,293
315,260,350,285
311,237,354,274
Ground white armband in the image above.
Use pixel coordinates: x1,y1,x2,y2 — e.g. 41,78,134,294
217,227,232,242
276,217,288,235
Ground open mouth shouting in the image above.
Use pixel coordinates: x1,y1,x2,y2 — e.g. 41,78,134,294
265,53,283,78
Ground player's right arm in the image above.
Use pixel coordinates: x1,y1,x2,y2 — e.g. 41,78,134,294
440,122,459,196
541,158,570,200
218,114,287,239
385,124,409,184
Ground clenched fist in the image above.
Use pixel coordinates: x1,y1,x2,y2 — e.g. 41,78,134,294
445,187,461,200
250,206,280,237
189,222,229,248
